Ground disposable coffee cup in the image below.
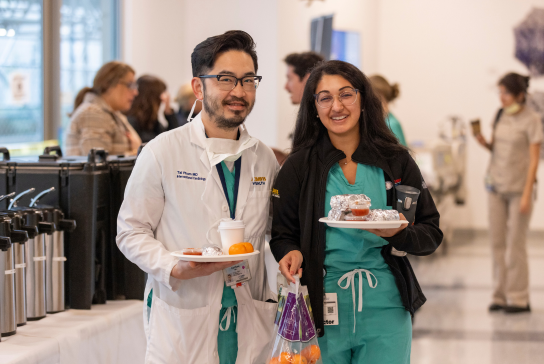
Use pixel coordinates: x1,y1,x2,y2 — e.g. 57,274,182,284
218,219,245,254
470,119,481,136
395,185,421,225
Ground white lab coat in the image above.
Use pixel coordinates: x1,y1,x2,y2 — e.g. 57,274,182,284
117,114,280,364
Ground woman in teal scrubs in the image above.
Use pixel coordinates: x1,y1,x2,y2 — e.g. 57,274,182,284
270,61,442,364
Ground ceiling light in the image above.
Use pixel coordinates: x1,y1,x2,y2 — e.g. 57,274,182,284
0,29,6,36
7,29,15,37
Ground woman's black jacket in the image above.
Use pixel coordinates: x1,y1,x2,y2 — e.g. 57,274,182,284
128,112,178,143
269,133,443,337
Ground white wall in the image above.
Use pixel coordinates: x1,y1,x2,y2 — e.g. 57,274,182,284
122,0,187,99
123,0,278,146
377,0,544,230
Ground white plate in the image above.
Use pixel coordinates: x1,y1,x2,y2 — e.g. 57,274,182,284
171,250,260,262
319,218,409,229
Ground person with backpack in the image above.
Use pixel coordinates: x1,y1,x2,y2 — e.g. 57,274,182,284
475,72,542,313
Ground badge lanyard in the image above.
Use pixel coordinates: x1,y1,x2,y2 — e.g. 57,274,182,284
216,157,242,219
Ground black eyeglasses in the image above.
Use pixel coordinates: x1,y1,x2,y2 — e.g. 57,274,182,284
198,74,262,91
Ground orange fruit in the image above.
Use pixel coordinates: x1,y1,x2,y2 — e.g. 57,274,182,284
301,345,321,363
279,351,293,364
228,242,254,255
268,358,280,364
292,354,308,364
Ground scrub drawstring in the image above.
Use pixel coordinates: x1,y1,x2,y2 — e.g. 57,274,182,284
338,269,378,333
219,306,236,331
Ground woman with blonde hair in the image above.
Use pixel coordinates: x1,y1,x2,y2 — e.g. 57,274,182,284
65,61,142,156
369,75,407,147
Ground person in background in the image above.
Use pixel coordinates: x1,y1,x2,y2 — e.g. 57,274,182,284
65,61,141,156
284,51,324,105
175,83,202,127
126,75,178,143
369,75,407,147
475,72,542,314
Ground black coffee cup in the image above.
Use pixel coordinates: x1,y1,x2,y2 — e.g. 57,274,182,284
395,185,421,225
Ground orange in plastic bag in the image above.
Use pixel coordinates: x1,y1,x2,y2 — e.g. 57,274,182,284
266,275,323,364
301,345,321,363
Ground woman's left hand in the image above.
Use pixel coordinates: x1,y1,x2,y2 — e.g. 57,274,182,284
519,194,532,214
366,213,408,238
161,91,173,114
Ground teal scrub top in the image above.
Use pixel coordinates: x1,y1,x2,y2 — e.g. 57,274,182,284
324,163,391,272
387,112,407,147
219,161,238,308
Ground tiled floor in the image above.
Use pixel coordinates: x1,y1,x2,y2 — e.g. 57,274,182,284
410,232,544,364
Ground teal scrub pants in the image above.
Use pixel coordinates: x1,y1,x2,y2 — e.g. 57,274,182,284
318,269,412,364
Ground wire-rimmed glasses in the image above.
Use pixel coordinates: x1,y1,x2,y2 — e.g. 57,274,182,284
314,88,359,108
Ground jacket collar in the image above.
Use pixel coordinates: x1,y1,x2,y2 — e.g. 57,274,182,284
84,92,114,113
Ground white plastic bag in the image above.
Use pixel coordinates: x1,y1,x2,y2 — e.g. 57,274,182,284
266,276,323,364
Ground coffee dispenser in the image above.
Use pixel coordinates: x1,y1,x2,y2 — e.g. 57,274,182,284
0,208,39,327
0,210,28,337
30,188,76,313
9,189,54,321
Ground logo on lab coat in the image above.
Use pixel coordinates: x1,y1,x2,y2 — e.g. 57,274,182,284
252,176,267,186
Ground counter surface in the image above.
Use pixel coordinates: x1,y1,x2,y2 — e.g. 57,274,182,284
0,300,145,364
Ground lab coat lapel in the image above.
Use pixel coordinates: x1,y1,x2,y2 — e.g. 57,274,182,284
192,115,226,221
235,146,257,219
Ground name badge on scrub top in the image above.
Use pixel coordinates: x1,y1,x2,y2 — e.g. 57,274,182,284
223,260,252,287
324,293,339,325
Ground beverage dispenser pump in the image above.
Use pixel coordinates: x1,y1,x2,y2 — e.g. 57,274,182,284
8,189,54,320
30,188,76,313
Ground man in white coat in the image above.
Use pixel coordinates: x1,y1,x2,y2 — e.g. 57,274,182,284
117,30,279,364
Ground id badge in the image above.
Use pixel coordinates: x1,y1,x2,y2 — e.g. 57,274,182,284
223,260,251,287
323,293,339,325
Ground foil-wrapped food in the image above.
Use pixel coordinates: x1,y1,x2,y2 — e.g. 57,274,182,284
344,210,399,221
328,194,400,222
330,194,371,211
366,209,400,221
202,245,224,256
328,194,372,221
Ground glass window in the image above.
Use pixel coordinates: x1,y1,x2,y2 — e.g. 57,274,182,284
59,0,119,141
0,0,44,144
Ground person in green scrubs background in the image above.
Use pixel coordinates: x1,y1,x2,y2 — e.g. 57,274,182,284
370,75,407,147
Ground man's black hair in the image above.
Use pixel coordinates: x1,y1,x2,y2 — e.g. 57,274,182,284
191,30,258,77
284,52,324,80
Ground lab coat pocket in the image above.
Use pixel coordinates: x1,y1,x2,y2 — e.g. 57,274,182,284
251,299,277,363
145,296,210,364
245,190,271,234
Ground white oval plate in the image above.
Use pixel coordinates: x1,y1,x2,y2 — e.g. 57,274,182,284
171,250,260,262
319,217,409,229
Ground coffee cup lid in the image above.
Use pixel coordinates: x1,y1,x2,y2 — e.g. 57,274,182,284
218,218,245,230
